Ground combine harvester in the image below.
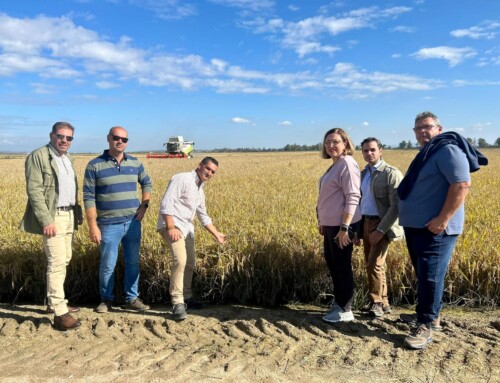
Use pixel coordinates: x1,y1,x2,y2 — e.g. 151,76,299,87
146,136,195,159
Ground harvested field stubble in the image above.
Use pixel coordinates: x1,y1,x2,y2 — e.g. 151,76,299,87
1,150,498,307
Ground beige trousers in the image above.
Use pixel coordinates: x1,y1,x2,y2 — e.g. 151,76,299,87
159,229,195,305
43,210,73,316
363,217,390,306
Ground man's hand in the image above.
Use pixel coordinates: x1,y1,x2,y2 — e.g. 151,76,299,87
369,230,384,245
89,225,102,244
214,231,226,244
425,217,447,235
168,228,181,242
43,223,57,237
135,205,148,221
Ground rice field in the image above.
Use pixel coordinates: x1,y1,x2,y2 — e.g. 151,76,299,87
1,149,498,307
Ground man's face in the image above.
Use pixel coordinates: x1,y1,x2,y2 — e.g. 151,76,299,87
49,127,74,155
196,161,218,183
107,127,128,154
413,117,442,147
362,141,382,166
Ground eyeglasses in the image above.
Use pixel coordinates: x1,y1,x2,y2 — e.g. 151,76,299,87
325,140,344,146
413,124,436,132
111,135,129,143
55,134,74,142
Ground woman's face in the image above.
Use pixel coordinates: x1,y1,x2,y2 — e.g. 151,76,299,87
324,133,346,161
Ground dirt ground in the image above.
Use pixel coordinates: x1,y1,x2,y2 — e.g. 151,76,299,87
0,303,498,383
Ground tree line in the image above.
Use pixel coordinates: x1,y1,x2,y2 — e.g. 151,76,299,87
211,138,500,153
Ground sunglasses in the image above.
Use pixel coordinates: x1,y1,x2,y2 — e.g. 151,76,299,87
55,134,74,142
111,135,129,143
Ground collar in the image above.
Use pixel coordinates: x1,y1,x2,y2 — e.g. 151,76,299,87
103,149,127,161
192,170,203,187
365,159,383,173
48,143,66,158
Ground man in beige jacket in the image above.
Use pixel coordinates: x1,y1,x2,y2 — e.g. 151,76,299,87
358,137,404,317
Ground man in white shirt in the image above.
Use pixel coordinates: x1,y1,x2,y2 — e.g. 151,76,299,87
157,157,225,321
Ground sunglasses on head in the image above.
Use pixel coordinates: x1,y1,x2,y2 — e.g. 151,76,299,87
55,134,74,142
111,135,129,143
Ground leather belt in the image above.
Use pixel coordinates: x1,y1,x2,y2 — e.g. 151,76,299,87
363,215,380,220
56,206,73,211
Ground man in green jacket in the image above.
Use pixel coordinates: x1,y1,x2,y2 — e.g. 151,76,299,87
358,137,404,317
20,122,83,331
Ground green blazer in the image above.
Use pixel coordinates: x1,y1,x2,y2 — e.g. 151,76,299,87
20,145,81,235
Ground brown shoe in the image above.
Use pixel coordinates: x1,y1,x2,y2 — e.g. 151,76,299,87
46,305,80,314
53,313,81,331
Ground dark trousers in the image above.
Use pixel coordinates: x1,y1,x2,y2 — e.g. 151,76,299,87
323,224,358,311
404,227,459,324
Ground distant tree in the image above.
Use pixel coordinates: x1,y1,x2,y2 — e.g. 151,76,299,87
477,138,488,148
466,137,475,146
398,140,407,149
407,141,413,149
495,137,500,146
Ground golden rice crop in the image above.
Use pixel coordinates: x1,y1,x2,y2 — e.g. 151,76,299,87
1,149,498,307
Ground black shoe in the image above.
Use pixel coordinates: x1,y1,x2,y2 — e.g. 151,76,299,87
185,298,206,310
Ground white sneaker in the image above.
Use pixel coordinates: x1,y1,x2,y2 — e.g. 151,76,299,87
322,305,354,323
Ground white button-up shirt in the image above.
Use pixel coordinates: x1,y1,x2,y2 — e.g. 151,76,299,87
49,144,76,207
157,170,212,238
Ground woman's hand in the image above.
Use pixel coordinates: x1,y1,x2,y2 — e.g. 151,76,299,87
318,225,324,236
334,230,351,249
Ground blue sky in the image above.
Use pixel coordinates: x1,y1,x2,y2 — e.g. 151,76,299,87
0,0,499,152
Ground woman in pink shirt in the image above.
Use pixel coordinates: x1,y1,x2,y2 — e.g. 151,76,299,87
317,128,362,323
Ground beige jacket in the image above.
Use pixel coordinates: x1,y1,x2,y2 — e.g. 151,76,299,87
360,160,404,241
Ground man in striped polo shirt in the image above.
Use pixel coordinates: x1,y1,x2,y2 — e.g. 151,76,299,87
84,126,152,313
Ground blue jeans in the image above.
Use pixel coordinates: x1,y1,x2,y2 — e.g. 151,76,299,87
99,218,141,302
404,227,459,324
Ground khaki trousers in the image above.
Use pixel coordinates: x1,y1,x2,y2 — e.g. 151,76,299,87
43,210,74,316
363,217,390,306
159,229,195,305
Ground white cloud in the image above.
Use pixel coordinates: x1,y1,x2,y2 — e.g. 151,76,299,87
452,79,500,86
128,0,197,20
0,13,454,99
411,46,477,67
451,20,500,40
247,6,411,57
392,53,402,58
288,5,299,12
232,117,251,124
391,25,416,33
96,81,120,89
208,0,275,11
278,120,292,126
324,62,443,96
362,121,369,126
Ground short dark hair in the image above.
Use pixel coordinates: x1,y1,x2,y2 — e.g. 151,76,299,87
201,156,218,166
52,122,74,133
321,128,355,159
415,111,441,127
360,137,383,149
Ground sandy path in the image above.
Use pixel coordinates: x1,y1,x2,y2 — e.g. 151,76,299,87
0,304,498,382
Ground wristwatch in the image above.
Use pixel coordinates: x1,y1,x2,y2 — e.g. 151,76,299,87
340,224,349,232
142,202,149,209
